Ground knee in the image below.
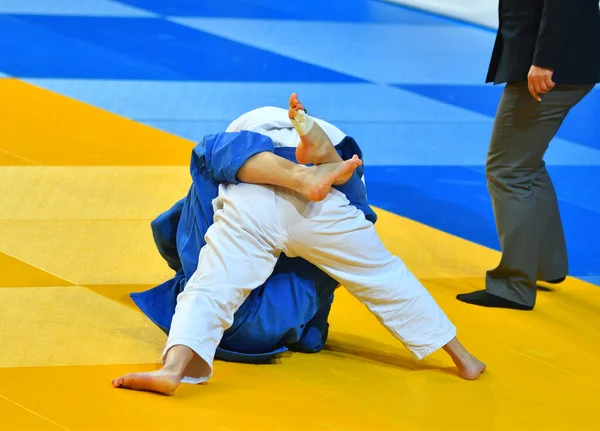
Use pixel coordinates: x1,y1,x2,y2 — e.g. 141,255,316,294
485,145,546,191
484,159,505,191
485,151,522,188
485,164,537,200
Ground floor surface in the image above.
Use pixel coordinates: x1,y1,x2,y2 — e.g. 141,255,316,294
1,1,599,430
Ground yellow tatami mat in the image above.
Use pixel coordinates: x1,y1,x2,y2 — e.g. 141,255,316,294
0,253,72,287
0,78,192,166
1,79,599,430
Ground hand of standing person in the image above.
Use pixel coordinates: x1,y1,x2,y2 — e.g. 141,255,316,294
528,65,556,101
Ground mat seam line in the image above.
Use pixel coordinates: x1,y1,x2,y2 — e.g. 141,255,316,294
0,252,77,286
0,148,40,165
0,392,71,431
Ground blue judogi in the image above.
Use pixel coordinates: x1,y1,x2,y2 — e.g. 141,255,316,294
131,131,376,363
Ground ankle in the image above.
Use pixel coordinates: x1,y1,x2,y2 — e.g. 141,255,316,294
162,364,184,378
311,144,339,165
292,165,312,191
443,338,468,360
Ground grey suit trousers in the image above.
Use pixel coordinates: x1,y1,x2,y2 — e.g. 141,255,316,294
485,82,594,307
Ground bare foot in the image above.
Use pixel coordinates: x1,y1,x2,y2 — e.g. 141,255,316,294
443,337,486,380
299,155,363,201
455,354,487,380
288,93,337,165
112,369,181,395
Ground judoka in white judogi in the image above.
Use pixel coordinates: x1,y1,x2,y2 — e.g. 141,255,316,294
113,96,486,395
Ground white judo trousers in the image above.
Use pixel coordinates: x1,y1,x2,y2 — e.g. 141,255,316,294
165,183,457,383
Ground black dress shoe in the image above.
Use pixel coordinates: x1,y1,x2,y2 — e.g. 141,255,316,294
545,277,566,284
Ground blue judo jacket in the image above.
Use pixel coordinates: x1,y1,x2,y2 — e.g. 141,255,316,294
130,131,377,363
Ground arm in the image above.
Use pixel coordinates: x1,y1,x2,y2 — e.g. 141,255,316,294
199,130,375,221
527,0,571,101
533,0,570,70
196,130,276,184
203,131,365,204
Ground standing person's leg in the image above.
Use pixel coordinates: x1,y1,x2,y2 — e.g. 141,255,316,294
457,83,593,310
276,187,485,380
113,183,286,395
535,161,569,284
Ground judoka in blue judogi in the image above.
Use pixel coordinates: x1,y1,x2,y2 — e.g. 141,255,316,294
131,129,376,364
113,104,484,395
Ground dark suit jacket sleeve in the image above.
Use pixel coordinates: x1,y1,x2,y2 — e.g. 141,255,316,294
533,0,571,70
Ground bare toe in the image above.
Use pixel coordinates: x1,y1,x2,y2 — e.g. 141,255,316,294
112,371,180,395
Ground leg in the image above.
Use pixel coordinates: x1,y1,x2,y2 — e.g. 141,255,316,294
113,183,285,394
288,93,343,166
457,83,593,310
236,93,363,201
112,345,193,395
278,189,485,380
237,151,362,202
534,162,568,283
288,93,360,188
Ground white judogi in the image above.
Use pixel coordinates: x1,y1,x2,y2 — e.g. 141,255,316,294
165,108,457,383
225,106,346,148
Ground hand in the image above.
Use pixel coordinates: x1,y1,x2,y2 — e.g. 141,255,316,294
527,65,555,102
